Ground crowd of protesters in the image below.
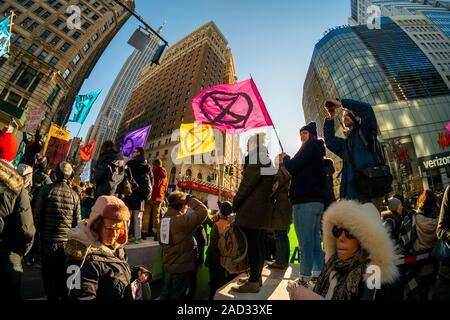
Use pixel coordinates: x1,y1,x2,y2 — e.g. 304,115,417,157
1,97,450,301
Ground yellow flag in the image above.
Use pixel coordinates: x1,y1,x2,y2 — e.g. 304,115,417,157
177,123,215,159
43,123,70,155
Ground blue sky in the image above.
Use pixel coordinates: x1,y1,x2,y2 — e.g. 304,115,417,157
67,0,349,157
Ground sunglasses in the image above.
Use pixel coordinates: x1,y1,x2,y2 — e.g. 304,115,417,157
332,226,354,239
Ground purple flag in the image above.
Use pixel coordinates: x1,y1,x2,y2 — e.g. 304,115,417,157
120,125,151,158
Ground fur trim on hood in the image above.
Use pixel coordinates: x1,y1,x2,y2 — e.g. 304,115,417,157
64,221,122,261
323,200,400,285
0,160,24,193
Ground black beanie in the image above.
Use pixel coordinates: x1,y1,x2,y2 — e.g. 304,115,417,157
300,122,317,137
220,201,233,217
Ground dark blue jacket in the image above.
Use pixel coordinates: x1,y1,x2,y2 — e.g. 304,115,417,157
323,99,377,202
283,139,326,204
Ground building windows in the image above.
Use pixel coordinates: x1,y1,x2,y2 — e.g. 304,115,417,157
72,54,81,65
83,8,92,15
16,65,38,90
62,68,71,80
40,29,51,40
91,33,98,42
53,19,63,27
71,31,81,40
27,44,38,54
60,42,71,52
37,50,48,61
62,26,70,33
49,56,59,67
20,17,32,27
24,1,34,9
82,22,91,30
92,14,99,21
46,84,61,105
83,43,91,52
50,36,61,46
13,36,24,46
28,72,42,93
27,22,39,32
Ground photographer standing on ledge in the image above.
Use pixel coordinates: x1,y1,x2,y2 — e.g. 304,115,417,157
323,98,387,207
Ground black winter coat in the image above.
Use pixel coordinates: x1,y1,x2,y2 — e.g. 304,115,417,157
0,160,35,257
271,166,292,231
283,139,326,204
93,150,125,198
65,225,132,300
125,156,154,210
33,180,81,243
233,146,275,230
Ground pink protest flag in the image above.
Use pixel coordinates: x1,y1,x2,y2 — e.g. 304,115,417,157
446,121,450,134
191,78,273,134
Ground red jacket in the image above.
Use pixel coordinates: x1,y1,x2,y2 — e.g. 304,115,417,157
151,166,168,202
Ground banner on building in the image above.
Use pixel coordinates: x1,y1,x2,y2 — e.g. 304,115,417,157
191,78,273,134
177,123,216,159
45,137,72,169
23,109,45,134
80,139,96,161
42,123,70,155
119,125,151,158
69,89,102,124
0,16,12,58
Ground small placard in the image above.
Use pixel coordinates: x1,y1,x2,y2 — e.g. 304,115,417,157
160,218,171,245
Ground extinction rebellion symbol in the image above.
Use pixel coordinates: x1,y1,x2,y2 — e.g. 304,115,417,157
184,126,212,154
121,137,135,158
199,91,253,129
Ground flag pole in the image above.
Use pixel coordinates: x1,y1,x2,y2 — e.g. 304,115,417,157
249,74,285,153
272,123,284,153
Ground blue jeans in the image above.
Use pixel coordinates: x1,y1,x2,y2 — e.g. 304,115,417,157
293,202,324,277
274,228,290,266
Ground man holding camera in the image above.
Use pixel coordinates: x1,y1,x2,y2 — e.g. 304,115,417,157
323,98,381,204
159,192,208,300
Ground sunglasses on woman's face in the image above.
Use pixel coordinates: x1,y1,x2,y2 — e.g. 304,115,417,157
332,226,354,239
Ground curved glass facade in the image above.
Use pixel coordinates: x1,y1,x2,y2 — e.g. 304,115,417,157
354,17,449,100
304,18,450,195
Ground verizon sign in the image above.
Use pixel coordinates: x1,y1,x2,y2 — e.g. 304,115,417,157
419,151,450,171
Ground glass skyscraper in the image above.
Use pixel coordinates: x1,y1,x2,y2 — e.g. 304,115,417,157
303,17,450,195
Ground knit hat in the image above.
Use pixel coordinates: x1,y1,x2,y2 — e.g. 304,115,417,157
300,122,317,137
220,201,233,217
55,161,73,180
87,196,130,245
388,197,401,212
0,132,17,162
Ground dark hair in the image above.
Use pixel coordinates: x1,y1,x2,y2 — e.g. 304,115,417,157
392,194,405,206
85,187,94,197
168,191,187,211
99,141,118,156
417,190,436,209
153,159,162,167
220,201,233,217
134,147,144,156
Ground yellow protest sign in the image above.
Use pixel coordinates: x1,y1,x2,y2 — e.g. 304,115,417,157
43,123,70,155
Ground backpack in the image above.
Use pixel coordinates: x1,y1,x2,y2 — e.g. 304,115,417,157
118,166,137,199
218,223,249,275
136,172,152,202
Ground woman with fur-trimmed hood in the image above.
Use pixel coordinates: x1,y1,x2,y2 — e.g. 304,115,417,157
288,200,399,300
65,196,132,300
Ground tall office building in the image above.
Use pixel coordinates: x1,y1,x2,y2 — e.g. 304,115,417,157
303,17,450,196
0,0,134,134
350,0,450,28
87,31,161,161
118,21,241,200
